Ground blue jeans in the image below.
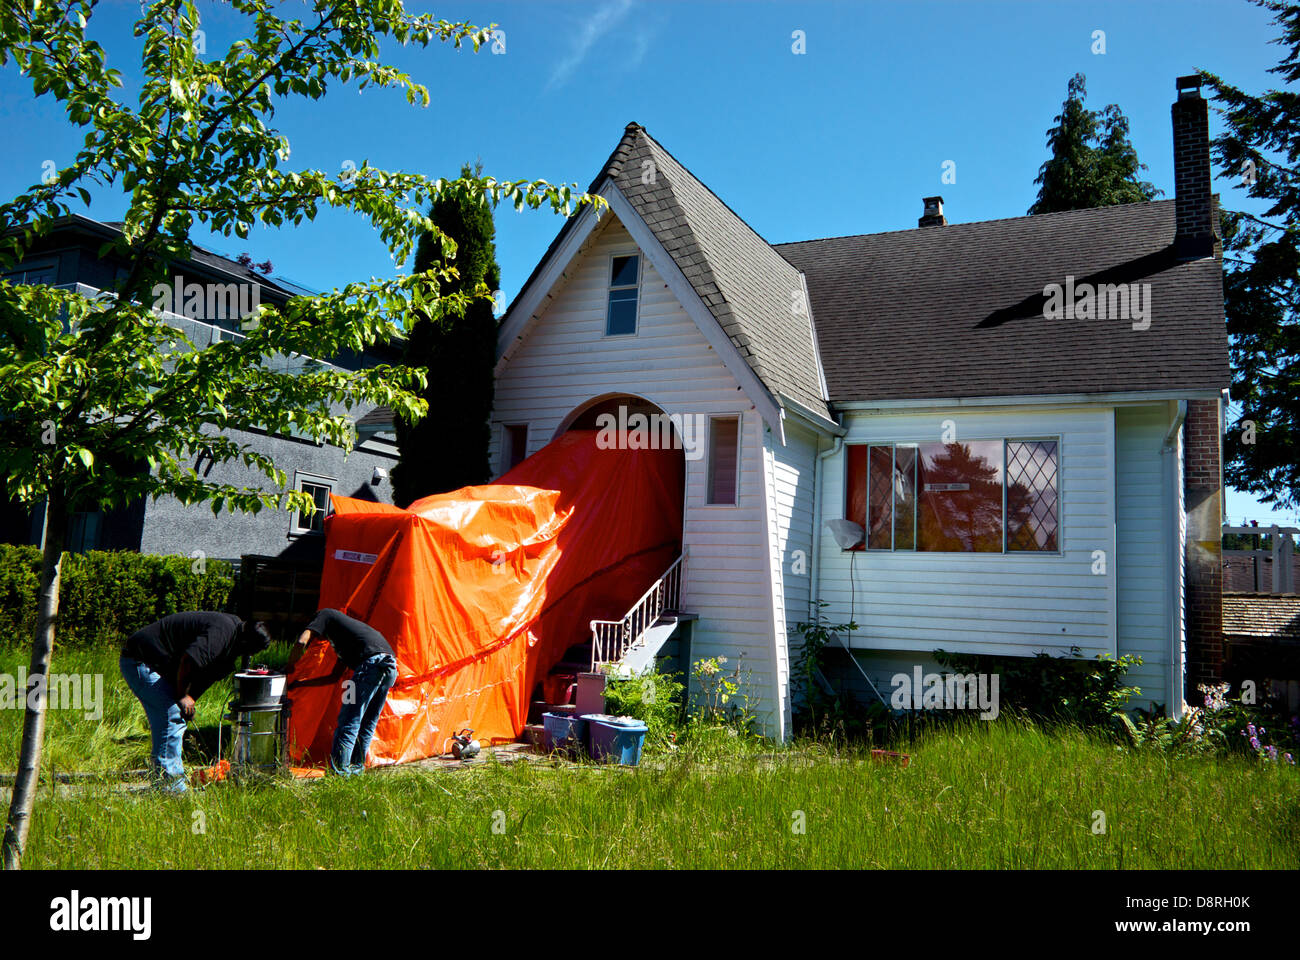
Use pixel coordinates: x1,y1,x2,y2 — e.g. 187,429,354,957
331,654,397,776
119,655,188,792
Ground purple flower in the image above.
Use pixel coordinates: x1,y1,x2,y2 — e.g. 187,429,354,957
1250,736,1261,751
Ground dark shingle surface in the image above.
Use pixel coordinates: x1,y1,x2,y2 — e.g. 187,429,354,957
776,201,1229,402
1223,596,1300,639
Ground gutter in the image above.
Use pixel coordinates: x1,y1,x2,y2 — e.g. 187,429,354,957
1161,399,1188,717
778,392,844,438
834,389,1225,413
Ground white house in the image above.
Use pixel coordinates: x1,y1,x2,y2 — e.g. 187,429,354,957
488,76,1229,739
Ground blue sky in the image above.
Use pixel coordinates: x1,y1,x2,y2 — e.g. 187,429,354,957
1,0,1293,522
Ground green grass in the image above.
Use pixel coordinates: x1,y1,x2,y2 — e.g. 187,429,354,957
0,642,293,776
3,645,1298,869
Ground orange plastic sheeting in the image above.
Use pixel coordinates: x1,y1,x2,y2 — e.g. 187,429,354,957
286,430,684,767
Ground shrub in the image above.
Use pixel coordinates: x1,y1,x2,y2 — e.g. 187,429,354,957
601,665,684,752
690,654,763,735
0,544,235,648
933,645,1142,728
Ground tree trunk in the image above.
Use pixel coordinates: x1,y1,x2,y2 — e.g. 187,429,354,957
2,496,67,870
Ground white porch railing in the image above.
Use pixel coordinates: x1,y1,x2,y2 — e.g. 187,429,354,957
590,554,684,671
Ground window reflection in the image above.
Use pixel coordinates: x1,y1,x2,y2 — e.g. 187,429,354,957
917,441,1004,552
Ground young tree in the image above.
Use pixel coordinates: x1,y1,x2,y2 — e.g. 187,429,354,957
0,0,596,869
1202,0,1300,510
391,161,501,505
1029,73,1160,214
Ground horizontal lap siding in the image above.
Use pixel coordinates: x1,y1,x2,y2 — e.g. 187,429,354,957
766,421,819,733
816,406,1116,659
1116,404,1175,711
492,216,783,731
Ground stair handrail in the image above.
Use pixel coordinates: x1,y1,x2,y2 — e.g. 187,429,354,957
590,554,684,670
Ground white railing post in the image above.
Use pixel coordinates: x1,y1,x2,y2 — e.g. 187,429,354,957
588,554,684,671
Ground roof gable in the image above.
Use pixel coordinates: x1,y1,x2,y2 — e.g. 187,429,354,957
500,124,830,422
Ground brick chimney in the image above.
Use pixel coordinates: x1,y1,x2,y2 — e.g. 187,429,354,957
1171,75,1218,260
918,196,947,227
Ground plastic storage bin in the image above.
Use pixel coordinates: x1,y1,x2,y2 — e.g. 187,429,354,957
582,714,648,766
541,712,588,755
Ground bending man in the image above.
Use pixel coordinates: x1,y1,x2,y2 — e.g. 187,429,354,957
287,608,397,776
120,611,271,792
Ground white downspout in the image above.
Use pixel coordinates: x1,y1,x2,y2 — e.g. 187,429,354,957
809,434,844,621
1161,400,1188,717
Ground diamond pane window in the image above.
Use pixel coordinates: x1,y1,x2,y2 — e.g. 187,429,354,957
866,445,894,549
1005,440,1059,551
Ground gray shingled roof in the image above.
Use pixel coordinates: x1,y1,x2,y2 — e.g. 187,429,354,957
776,200,1229,402
1223,596,1300,639
504,123,830,420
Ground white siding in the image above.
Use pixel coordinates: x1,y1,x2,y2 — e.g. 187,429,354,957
1115,404,1181,713
491,214,785,733
764,419,819,733
816,406,1117,659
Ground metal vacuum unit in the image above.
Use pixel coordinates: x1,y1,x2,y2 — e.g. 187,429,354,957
220,667,291,774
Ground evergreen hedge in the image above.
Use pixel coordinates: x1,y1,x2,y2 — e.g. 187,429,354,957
0,545,235,648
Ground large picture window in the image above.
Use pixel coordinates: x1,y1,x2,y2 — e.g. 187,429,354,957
845,439,1059,553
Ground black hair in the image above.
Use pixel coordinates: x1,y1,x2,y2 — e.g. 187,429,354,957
237,620,272,654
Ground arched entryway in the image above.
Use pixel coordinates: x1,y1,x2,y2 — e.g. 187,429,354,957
554,393,673,438
533,392,690,710
555,394,688,545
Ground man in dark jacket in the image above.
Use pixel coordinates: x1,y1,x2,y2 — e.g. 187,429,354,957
286,608,397,776
120,612,271,792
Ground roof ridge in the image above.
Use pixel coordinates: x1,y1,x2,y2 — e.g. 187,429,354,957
773,198,1176,249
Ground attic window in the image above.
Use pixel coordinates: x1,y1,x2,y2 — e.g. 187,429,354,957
605,254,640,336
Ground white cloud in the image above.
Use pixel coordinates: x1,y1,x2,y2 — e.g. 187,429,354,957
545,0,637,92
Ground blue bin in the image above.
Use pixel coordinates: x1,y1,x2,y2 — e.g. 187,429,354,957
582,714,648,766
541,712,588,755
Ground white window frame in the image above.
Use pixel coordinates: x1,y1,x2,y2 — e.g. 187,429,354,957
290,470,335,537
705,414,742,506
603,249,642,338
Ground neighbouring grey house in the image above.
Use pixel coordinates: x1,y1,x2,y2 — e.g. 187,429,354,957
0,214,401,565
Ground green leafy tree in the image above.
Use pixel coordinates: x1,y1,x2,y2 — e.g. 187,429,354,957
1202,0,1300,510
391,161,501,505
0,0,597,869
1029,73,1160,214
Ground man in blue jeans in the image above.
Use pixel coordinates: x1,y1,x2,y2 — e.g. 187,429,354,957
120,612,271,792
286,608,397,776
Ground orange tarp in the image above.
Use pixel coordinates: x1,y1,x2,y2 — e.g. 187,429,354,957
285,430,683,766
